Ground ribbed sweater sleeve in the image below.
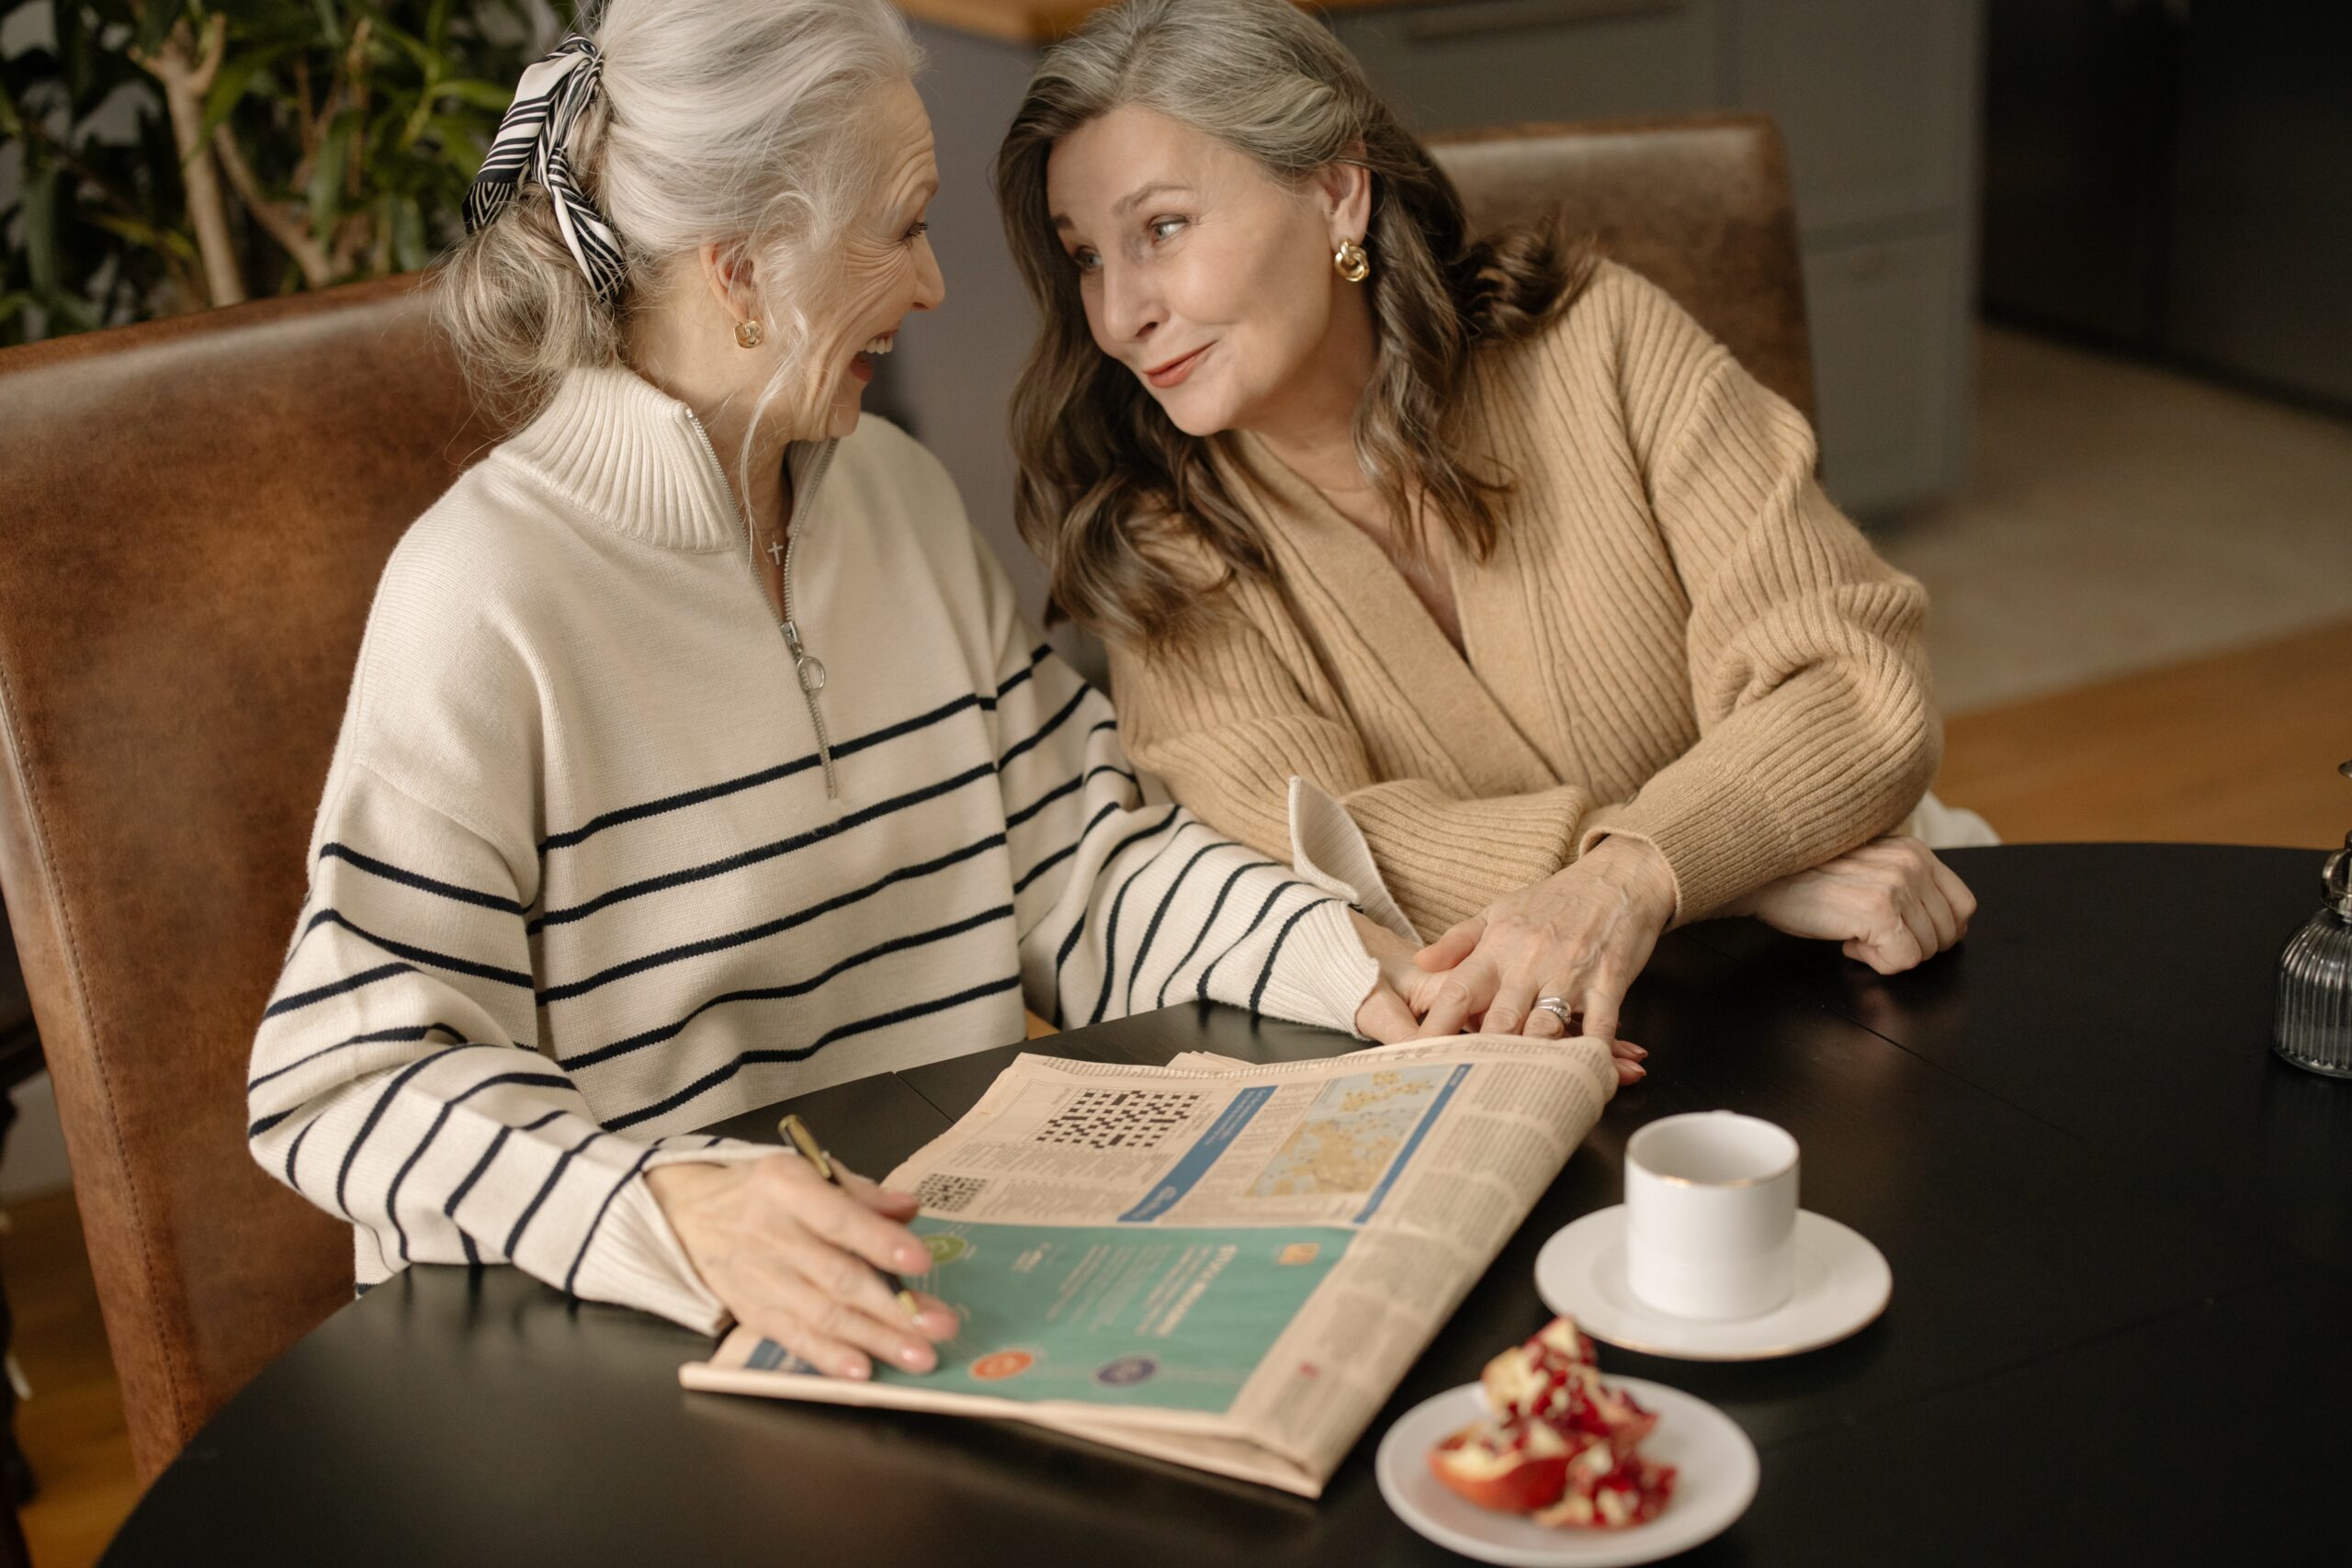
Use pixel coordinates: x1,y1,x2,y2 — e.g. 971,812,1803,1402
1107,629,1584,941
965,565,1381,1034
1580,285,1940,919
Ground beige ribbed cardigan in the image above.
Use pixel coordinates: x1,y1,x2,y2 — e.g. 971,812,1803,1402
1107,263,1940,940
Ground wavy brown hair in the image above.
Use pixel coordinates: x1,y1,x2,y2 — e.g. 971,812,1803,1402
994,0,1595,649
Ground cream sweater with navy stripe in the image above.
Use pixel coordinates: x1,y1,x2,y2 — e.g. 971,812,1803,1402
246,367,1388,1333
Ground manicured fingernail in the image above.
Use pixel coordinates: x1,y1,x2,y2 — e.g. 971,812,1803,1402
899,1344,933,1370
1629,1064,1647,1078
843,1359,871,1381
1632,1045,1648,1058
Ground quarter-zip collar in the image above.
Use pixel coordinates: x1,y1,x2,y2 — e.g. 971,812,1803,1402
501,366,839,555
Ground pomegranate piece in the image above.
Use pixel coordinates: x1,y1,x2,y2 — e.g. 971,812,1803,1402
1564,1371,1659,1455
1533,1450,1679,1531
1433,1315,1679,1531
1480,1316,1652,1451
1480,1314,1600,1424
1427,1419,1574,1514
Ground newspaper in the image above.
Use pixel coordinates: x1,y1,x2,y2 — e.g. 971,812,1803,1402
680,1033,1615,1497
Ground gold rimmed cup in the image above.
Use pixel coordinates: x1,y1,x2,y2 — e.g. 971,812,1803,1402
1623,1111,1800,1321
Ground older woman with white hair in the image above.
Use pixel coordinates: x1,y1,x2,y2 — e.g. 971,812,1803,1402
244,0,1464,1383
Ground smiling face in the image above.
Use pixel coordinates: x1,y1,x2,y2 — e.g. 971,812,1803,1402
806,74,945,438
1044,105,1372,442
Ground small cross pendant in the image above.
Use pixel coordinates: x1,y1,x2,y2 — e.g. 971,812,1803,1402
766,540,786,566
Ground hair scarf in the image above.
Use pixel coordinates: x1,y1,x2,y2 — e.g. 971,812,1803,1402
463,34,627,303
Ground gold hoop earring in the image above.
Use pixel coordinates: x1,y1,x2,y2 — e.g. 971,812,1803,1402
1334,240,1371,284
734,319,765,350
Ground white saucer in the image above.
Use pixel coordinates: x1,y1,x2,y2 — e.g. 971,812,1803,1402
1535,1206,1891,1361
1375,1379,1758,1567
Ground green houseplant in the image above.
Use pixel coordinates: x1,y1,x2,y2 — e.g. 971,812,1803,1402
1,0,571,344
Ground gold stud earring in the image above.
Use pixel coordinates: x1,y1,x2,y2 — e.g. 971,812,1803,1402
734,319,765,350
1333,239,1371,284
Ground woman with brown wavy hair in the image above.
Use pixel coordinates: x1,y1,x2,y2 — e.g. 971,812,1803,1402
994,0,1984,1059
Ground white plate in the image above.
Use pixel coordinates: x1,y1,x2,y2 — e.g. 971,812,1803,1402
1375,1379,1758,1567
1536,1206,1891,1361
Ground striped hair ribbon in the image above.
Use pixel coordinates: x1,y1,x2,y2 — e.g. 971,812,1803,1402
463,34,627,303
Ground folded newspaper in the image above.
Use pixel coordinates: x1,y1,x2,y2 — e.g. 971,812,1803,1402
680,1033,1615,1496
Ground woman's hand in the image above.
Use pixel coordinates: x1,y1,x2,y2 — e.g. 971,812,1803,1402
1727,835,1975,974
1351,910,1459,1043
1351,911,1644,1080
646,1155,958,1381
1410,838,1674,1075
1414,838,1676,1043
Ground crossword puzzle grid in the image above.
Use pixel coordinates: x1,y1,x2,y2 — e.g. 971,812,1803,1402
1032,1089,1203,1151
915,1173,989,1213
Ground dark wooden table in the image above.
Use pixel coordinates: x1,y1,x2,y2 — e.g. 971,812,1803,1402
104,846,2352,1565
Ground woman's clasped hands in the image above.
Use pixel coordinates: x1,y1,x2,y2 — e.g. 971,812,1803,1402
1340,853,1660,1083
1398,837,1671,1085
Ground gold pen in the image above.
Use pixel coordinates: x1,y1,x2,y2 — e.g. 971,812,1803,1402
779,1112,923,1319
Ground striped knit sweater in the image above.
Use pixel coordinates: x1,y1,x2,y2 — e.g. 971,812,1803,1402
246,367,1388,1333
1107,263,1941,940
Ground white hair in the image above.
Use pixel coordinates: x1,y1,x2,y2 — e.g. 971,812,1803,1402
435,0,922,441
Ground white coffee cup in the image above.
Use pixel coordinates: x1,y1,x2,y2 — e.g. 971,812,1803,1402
1623,1111,1800,1321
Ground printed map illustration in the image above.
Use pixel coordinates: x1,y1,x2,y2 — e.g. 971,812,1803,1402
1249,1066,1453,1197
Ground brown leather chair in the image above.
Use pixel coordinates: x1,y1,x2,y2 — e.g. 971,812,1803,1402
0,275,486,1480
1433,112,1816,423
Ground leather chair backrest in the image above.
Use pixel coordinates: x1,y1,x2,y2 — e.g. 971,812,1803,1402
1431,112,1816,422
0,276,487,1480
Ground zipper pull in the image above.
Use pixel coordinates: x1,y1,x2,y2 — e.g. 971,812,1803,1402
781,620,828,694
780,619,838,798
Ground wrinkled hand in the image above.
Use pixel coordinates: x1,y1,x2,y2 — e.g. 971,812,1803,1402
1729,835,1975,974
646,1155,958,1381
1410,839,1675,1082
1351,910,1459,1043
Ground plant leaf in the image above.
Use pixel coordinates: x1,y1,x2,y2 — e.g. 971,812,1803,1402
370,13,437,76
433,77,511,111
196,39,291,143
60,5,95,102
85,212,198,264
390,190,425,271
306,108,352,239
21,166,61,296
132,1,187,60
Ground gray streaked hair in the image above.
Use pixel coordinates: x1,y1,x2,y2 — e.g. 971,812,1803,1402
435,0,922,440
995,0,1594,650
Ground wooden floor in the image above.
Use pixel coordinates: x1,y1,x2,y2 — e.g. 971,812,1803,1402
1936,618,2352,851
10,1191,135,1568
4,618,2346,1566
